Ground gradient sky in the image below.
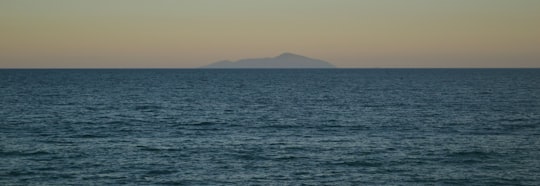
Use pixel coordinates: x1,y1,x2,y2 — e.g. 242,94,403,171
1,0,539,68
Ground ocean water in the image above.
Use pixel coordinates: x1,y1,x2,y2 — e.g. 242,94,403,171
1,69,539,185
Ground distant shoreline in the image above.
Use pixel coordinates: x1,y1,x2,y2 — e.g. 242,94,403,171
1,68,539,70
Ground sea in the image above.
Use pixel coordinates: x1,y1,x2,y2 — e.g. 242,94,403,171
1,69,539,185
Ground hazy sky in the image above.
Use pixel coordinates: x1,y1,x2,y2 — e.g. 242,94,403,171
1,0,539,68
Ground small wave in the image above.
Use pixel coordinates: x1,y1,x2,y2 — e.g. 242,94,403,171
146,170,177,175
274,155,305,161
105,120,127,125
176,122,227,130
501,123,538,130
261,124,301,129
333,160,383,167
444,150,500,164
0,150,50,157
178,121,224,126
2,170,36,177
448,150,494,158
84,106,99,111
134,105,162,111
499,118,529,122
193,121,219,125
349,125,371,131
322,124,347,128
137,146,182,152
81,134,105,138
158,180,189,185
478,91,492,95
230,152,269,161
36,139,75,144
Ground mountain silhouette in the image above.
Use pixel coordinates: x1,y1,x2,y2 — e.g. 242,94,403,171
202,53,335,68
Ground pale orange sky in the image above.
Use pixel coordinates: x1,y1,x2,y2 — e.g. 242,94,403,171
1,0,539,68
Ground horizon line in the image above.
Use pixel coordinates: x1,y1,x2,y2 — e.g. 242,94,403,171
1,67,539,70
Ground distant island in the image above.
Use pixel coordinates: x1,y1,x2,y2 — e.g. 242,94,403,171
202,53,335,68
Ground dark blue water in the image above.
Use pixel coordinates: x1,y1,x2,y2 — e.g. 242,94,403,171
1,69,539,185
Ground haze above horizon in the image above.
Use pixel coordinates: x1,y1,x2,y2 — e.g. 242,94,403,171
1,0,539,68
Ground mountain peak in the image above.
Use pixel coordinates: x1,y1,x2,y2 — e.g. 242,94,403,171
202,53,335,69
277,52,303,58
